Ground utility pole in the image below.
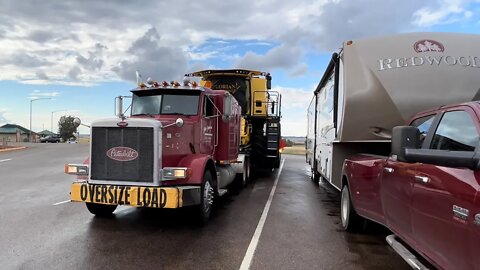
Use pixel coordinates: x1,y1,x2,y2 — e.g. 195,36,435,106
29,97,51,142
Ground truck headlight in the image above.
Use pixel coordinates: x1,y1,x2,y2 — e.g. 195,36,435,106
162,168,189,180
64,164,89,175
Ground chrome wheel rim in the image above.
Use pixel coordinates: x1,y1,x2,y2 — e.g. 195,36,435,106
341,188,349,227
203,180,214,213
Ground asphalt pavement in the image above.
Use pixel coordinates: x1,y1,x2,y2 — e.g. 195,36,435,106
0,144,410,270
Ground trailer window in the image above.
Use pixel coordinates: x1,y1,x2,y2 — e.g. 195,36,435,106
430,111,478,151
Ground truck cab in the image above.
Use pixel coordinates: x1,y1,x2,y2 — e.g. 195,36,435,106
342,102,480,270
67,82,242,224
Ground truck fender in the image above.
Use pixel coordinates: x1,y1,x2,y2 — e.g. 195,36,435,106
340,160,350,188
177,154,217,186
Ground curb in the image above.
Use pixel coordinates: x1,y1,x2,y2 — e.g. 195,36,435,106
0,146,27,153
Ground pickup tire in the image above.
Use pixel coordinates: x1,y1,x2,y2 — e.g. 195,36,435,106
311,170,320,183
341,185,364,232
195,170,215,225
85,203,117,216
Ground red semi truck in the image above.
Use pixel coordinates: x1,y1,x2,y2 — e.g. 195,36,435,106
343,102,480,270
66,81,243,224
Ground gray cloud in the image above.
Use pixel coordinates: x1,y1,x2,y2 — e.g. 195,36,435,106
235,44,305,73
68,66,81,80
113,27,188,82
288,63,308,77
4,53,51,68
28,30,56,43
0,0,475,84
306,0,427,51
76,43,106,71
35,70,49,80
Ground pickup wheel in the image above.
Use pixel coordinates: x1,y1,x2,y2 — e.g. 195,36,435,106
85,203,117,216
341,185,364,232
195,170,215,225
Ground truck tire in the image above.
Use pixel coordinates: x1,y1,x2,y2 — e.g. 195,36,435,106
242,155,251,186
341,185,365,232
311,170,320,183
196,170,215,225
85,203,117,216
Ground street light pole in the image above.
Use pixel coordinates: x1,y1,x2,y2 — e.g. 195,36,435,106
51,110,66,134
29,97,51,142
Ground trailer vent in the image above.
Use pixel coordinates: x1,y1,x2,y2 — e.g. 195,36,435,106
90,127,154,183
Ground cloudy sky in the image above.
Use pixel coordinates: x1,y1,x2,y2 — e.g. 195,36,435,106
0,0,479,135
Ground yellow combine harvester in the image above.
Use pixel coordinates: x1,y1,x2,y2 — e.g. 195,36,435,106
186,69,282,180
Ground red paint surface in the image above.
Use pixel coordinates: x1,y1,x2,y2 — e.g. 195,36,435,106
344,102,480,270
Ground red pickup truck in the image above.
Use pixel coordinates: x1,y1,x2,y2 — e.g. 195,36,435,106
342,102,480,270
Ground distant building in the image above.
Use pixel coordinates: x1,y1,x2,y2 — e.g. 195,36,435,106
0,124,38,143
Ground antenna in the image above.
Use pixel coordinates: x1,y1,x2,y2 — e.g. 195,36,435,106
136,70,143,86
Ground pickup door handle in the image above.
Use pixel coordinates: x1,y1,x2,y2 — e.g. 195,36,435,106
415,176,430,184
384,167,394,173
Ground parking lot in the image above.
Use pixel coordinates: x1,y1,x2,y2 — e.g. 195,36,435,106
0,144,410,270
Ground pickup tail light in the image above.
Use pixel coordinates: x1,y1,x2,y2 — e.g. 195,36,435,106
64,164,89,175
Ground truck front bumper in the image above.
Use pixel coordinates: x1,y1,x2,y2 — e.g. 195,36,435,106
70,182,201,208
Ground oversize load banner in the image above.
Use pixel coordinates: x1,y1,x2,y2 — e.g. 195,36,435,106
70,183,182,208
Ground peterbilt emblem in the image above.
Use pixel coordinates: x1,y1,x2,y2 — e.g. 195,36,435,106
117,121,128,127
414,40,444,53
106,147,138,161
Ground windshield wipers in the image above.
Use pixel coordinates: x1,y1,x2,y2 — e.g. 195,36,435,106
162,112,186,115
131,113,155,118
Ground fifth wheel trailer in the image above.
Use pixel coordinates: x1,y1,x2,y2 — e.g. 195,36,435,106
306,32,480,190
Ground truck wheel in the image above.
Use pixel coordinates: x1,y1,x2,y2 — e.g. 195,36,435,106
341,185,364,232
85,203,117,216
196,170,215,225
311,170,320,183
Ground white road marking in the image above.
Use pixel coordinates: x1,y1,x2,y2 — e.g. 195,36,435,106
0,158,12,163
239,158,285,270
53,200,70,206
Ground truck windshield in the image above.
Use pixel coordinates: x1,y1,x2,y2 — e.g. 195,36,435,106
131,93,200,116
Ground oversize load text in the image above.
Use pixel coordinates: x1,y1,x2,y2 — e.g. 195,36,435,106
78,184,169,208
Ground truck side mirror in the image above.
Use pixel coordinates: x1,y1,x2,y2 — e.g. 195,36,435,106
175,118,184,127
391,126,420,162
266,73,272,90
223,92,233,122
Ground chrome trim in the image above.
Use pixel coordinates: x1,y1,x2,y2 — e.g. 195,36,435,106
386,235,429,270
475,214,480,225
384,167,394,173
88,117,162,186
453,205,469,219
415,175,429,184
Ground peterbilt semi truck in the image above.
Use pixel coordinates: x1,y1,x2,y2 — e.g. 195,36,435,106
66,81,243,224
307,32,480,268
186,69,282,183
